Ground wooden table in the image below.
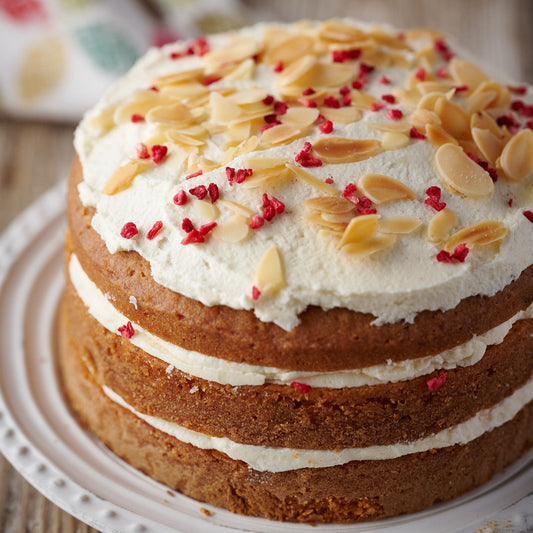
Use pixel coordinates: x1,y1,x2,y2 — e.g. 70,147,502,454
1,1,532,531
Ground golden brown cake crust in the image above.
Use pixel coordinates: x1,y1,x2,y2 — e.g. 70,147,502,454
62,275,533,449
67,158,533,371
58,294,533,523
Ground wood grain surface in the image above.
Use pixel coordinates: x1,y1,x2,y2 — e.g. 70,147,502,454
0,1,532,531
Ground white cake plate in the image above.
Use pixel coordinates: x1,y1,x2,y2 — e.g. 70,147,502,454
0,180,532,533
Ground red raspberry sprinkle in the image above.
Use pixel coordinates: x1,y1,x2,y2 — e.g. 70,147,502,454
436,250,453,263
136,142,150,159
436,66,449,79
261,122,279,133
199,221,217,235
181,229,205,245
263,204,276,221
409,127,427,140
426,372,447,392
273,60,284,72
323,96,340,109
434,38,454,61
208,183,219,203
524,210,533,223
454,85,468,93
182,218,194,233
274,101,288,115
381,94,396,104
415,67,426,81
131,114,145,123
369,102,385,112
302,87,316,96
295,142,322,167
250,215,265,229
436,243,469,263
342,183,358,204
151,144,168,164
342,93,351,106
269,195,285,214
527,120,533,130
264,113,279,124
358,207,377,215
359,62,375,77
352,79,365,90
298,98,317,108
379,75,391,85
508,198,514,208
173,190,187,205
188,36,210,56
185,170,203,180
324,176,334,184
290,381,311,393
262,94,274,105
236,168,253,184
226,167,236,185
332,48,361,62
319,120,334,134
120,222,138,239
118,321,134,339
386,108,404,120
202,76,221,86
508,85,527,95
188,185,208,200
251,286,261,300
147,221,163,240
425,186,446,211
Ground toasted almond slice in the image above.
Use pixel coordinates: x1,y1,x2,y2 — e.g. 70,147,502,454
427,208,458,243
392,88,421,108
337,214,380,248
210,92,242,123
472,127,504,165
449,59,489,92
435,97,470,139
304,196,356,215
194,199,220,220
263,35,316,65
472,81,511,109
286,163,339,195
389,51,413,69
165,130,205,147
317,228,345,239
321,212,356,223
151,69,205,87
193,156,219,173
369,28,412,50
435,143,495,197
358,174,416,204
228,88,268,105
277,55,317,86
160,82,208,100
320,106,362,124
367,121,410,133
244,157,288,169
241,167,292,189
417,92,444,112
341,233,397,257
281,106,319,128
103,160,152,195
351,90,378,109
382,131,410,151
445,221,508,251
88,106,116,134
228,109,272,126
379,216,421,234
254,245,285,296
225,58,255,81
204,38,262,69
409,109,441,130
458,139,482,157
319,20,366,43
499,129,533,182
233,135,260,158
218,200,254,218
297,62,353,89
417,81,454,95
426,124,459,147
416,45,438,67
305,211,348,232
145,103,193,126
470,111,501,136
224,121,252,143
113,90,169,124
212,214,249,243
467,90,498,114
312,137,382,164
403,28,444,40
261,123,302,145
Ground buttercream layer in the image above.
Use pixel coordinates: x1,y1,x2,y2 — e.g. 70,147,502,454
58,304,533,522
67,164,533,371
62,277,533,449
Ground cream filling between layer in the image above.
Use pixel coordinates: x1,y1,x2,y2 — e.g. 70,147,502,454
70,253,533,388
103,376,533,472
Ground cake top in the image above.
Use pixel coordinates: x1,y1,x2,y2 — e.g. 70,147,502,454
74,19,533,330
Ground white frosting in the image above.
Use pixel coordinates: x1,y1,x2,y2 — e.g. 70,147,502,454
74,21,533,330
69,253,533,387
103,375,533,472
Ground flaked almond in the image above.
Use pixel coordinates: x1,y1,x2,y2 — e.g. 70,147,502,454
88,106,116,134
470,111,501,137
276,55,316,86
445,220,508,251
417,81,453,95
427,208,458,243
467,90,498,114
499,129,533,182
319,106,362,124
103,160,152,195
351,90,378,109
416,45,438,67
305,211,348,232
212,214,249,243
321,212,356,223
160,82,208,100
113,90,169,124
225,58,255,81
417,92,444,112
241,166,292,189
151,68,205,87
165,130,205,147
435,97,470,139
263,35,316,65
304,196,356,215
224,121,252,143
435,143,494,197
409,109,441,130
382,131,410,150
319,20,365,43
145,103,193,126
358,173,416,204
280,106,320,128
210,92,242,123
341,234,397,257
203,38,262,69
227,88,268,106
217,199,254,218
194,199,220,220
470,81,510,110
286,163,339,195
370,29,412,50
244,157,288,169
261,123,301,145
254,245,285,296
337,214,380,249
449,59,489,92
379,216,421,234
311,137,382,164
392,88,421,108
367,121,410,133
296,62,353,89
426,124,459,147
471,127,503,165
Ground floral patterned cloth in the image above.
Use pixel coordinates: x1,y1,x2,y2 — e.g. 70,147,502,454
0,0,248,121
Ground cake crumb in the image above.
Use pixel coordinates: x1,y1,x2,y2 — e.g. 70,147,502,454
200,507,213,516
104,292,116,301
190,385,199,393
165,364,174,375
129,295,138,309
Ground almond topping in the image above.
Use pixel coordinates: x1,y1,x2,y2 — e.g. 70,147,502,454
194,199,219,220
449,59,489,92
417,81,453,95
409,109,442,130
358,173,416,204
210,92,242,123
145,103,193,126
293,62,353,89
261,123,302,145
217,200,254,218
319,106,362,124
319,20,365,43
471,127,504,165
243,157,288,169
212,214,249,243
227,88,269,105
225,58,255,81
151,69,205,87
350,90,378,109
379,216,421,234
311,137,382,164
241,166,292,189
165,130,205,147
305,212,348,232
435,97,470,139
470,111,501,136
381,131,410,151
426,124,459,147
341,234,397,257
203,38,262,70
304,196,356,215
337,214,380,249
367,121,410,133
445,221,508,251
499,129,533,182
435,143,494,197
470,81,510,109
103,160,152,195
467,90,498,114
280,106,320,128
263,35,316,65
254,245,285,296
427,208,458,243
286,163,339,195
276,55,317,86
